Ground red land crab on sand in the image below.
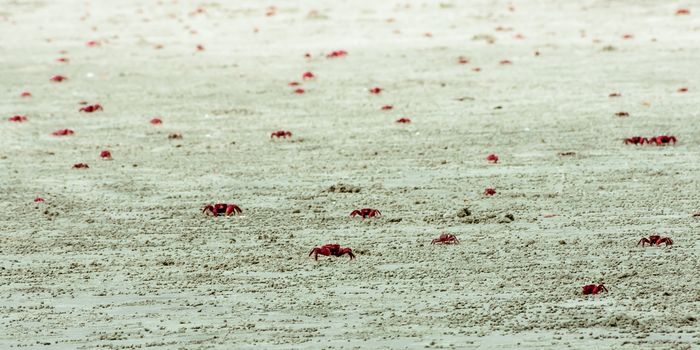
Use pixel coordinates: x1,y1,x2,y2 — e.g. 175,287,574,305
302,71,315,80
395,118,411,123
100,150,112,159
150,118,163,125
73,163,89,169
614,111,629,117
677,87,688,93
79,104,103,113
326,50,348,58
486,154,499,163
648,135,677,145
309,244,355,261
293,88,305,94
582,284,608,295
676,8,690,15
202,203,243,216
638,235,673,247
624,136,648,145
52,129,74,136
431,233,460,244
34,197,45,203
8,115,28,122
381,105,394,110
50,75,68,82
20,91,32,97
350,208,381,218
270,130,292,138
369,87,383,94
484,188,496,196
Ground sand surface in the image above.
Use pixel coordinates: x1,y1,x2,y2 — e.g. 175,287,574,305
1,0,699,349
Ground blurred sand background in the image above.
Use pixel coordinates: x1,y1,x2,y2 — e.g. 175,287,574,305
1,0,699,349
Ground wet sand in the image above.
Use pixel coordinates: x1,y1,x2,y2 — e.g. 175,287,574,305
1,1,699,349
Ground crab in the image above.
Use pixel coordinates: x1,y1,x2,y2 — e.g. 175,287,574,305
381,105,394,110
202,203,243,216
326,50,348,58
638,235,673,247
624,136,648,145
677,87,688,93
73,163,89,169
34,197,45,203
293,88,305,94
150,118,163,125
499,59,513,65
79,104,103,113
609,92,622,97
270,130,292,138
486,153,499,163
350,208,381,218
100,150,112,159
369,87,382,94
302,71,315,80
431,233,460,244
648,135,677,145
308,243,355,261
582,283,608,295
614,111,629,117
8,115,28,122
52,129,74,136
50,75,68,82
395,118,411,123
20,91,32,97
484,188,496,196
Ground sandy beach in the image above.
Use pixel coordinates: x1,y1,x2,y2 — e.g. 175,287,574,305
1,0,699,349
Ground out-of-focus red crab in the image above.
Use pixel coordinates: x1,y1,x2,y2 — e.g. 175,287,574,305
79,104,103,113
52,129,74,136
486,154,499,163
8,115,28,122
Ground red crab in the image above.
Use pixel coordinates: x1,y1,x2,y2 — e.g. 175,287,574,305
293,88,305,94
622,34,634,39
609,92,622,97
458,56,469,64
270,130,292,138
8,115,28,122
350,208,381,218
79,104,103,113
50,75,68,82
369,87,382,94
582,284,608,295
624,136,648,145
100,150,112,159
486,154,499,163
56,57,69,62
202,203,243,216
326,50,348,58
20,91,32,97
150,117,163,125
484,188,496,196
381,105,394,110
73,163,89,169
52,129,74,136
302,71,315,80
395,118,411,123
614,111,629,117
196,44,205,51
638,235,673,247
499,60,513,65
677,87,688,93
648,135,677,145
431,233,460,245
676,9,690,15
34,197,45,203
86,40,101,47
288,81,300,86
308,244,355,261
